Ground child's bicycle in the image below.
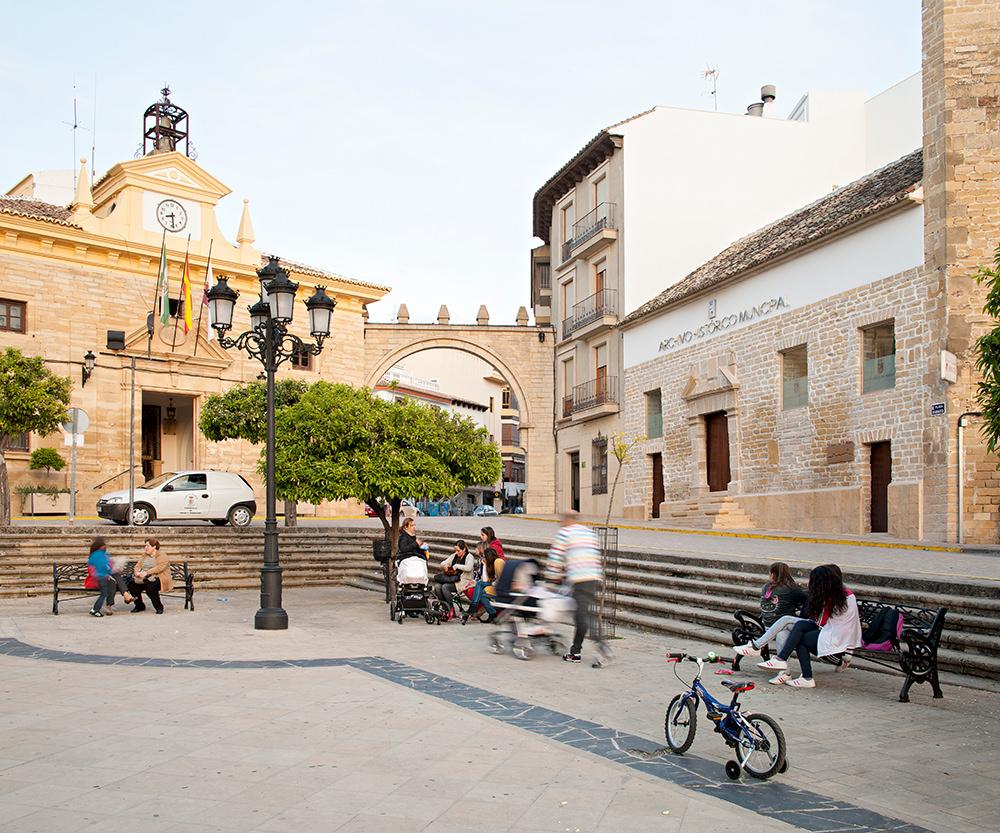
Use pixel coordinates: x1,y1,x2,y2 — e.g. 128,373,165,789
665,651,788,780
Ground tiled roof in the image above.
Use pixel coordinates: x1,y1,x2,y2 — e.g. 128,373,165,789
621,149,924,327
264,253,390,293
0,196,80,228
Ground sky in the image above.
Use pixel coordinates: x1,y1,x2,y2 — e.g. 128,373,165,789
2,1,921,326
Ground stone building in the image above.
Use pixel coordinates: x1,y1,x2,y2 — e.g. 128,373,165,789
530,68,919,518
617,0,1000,545
0,90,388,516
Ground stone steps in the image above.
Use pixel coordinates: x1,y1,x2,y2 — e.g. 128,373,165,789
658,495,757,529
3,525,998,683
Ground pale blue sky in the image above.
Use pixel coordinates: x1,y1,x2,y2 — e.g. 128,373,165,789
1,1,920,325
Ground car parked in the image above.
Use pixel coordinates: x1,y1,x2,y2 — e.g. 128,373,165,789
472,504,499,517
97,470,257,528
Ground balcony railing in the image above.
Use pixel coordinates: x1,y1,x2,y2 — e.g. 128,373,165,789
536,262,551,291
561,202,617,263
562,376,619,417
562,289,617,339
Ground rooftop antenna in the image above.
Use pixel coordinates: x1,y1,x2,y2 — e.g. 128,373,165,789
90,73,98,179
701,64,720,112
63,80,89,189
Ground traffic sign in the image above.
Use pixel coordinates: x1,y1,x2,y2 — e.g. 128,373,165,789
61,407,89,434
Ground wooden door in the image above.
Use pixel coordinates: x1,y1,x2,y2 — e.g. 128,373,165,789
705,412,731,492
141,404,161,481
870,441,892,533
650,453,663,518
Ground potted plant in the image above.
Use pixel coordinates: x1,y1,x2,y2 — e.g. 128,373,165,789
20,449,71,514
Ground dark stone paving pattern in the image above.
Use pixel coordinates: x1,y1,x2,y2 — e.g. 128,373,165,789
0,638,929,832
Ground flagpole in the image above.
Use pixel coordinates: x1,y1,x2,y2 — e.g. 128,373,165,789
150,229,167,360
151,229,166,312
171,234,191,352
193,239,213,357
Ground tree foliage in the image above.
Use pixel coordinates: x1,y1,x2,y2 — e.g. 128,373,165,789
975,245,1000,455
199,379,503,549
199,379,308,444
271,382,502,547
0,348,72,525
29,447,67,473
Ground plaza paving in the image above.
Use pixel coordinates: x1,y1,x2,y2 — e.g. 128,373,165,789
0,576,998,833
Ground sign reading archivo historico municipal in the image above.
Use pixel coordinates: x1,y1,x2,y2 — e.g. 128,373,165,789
657,296,789,353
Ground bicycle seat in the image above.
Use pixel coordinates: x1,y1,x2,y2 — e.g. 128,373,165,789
720,680,755,693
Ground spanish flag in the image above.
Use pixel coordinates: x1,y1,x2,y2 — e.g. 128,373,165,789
180,248,193,334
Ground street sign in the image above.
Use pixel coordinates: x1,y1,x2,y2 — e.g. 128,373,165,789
60,407,89,434
63,434,85,447
931,403,946,416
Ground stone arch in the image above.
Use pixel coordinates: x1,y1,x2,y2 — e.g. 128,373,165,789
363,323,555,513
365,336,534,428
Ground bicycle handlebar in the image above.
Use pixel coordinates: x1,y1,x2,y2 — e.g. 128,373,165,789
665,651,733,665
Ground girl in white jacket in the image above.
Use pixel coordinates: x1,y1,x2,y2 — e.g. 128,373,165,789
756,564,862,688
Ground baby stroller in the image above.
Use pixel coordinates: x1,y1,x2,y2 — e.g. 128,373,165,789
489,559,575,660
389,556,442,625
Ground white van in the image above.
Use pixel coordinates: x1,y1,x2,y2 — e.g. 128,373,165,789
97,470,257,528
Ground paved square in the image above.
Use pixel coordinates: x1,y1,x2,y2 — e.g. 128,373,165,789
0,587,997,832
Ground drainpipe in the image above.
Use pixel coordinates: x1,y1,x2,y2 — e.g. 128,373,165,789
957,411,982,545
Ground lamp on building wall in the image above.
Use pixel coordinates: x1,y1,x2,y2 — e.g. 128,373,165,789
163,397,177,435
206,257,336,630
81,350,96,387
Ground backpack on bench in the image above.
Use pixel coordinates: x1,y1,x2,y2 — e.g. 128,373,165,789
861,607,904,651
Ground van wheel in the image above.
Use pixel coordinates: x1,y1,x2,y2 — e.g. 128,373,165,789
131,504,154,526
210,519,229,526
228,505,253,527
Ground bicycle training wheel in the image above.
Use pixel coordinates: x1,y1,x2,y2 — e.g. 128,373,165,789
664,695,697,754
736,712,786,779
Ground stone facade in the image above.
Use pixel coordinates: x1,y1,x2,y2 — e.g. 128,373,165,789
617,0,1000,545
1,139,388,516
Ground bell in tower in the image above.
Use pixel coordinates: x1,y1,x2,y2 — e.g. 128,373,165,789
142,86,196,158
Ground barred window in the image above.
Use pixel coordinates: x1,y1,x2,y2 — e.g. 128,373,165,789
0,431,30,452
592,433,608,495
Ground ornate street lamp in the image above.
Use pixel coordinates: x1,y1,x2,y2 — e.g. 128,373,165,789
81,350,96,387
207,257,336,630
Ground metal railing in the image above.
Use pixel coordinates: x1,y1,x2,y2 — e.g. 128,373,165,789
536,262,551,291
564,376,619,416
562,288,618,338
561,202,617,262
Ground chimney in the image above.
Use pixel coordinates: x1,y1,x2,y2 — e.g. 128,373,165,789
761,85,777,117
746,102,764,117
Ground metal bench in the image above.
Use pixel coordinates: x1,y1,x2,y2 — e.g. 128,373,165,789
730,599,947,703
52,562,195,614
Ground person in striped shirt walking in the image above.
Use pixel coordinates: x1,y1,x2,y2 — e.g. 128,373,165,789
545,510,614,668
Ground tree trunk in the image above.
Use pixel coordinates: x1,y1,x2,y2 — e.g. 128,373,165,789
0,450,9,526
283,499,298,527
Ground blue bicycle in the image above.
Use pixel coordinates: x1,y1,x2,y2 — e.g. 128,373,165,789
665,652,788,780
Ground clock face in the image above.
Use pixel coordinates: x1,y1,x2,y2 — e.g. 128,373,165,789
156,199,188,232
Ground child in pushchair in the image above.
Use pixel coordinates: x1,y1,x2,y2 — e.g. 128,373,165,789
489,558,575,659
389,549,443,625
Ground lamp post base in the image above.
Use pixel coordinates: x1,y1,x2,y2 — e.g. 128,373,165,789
254,607,289,630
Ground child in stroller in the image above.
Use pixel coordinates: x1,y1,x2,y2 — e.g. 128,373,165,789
388,519,443,625
489,558,575,660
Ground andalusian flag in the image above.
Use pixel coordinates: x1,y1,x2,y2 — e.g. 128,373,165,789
203,258,214,340
157,233,169,326
180,248,193,334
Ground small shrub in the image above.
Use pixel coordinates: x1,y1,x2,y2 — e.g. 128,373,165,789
29,447,66,473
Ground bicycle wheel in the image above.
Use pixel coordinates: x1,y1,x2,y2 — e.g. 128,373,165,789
735,712,786,779
664,695,697,754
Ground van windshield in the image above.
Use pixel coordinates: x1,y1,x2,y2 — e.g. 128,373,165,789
141,472,179,489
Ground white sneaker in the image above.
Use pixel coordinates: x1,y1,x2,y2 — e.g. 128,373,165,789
734,643,761,657
757,658,787,671
835,654,852,673
768,672,791,685
785,676,816,689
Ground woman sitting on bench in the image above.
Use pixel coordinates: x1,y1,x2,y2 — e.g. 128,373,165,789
735,562,807,655
755,564,861,689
